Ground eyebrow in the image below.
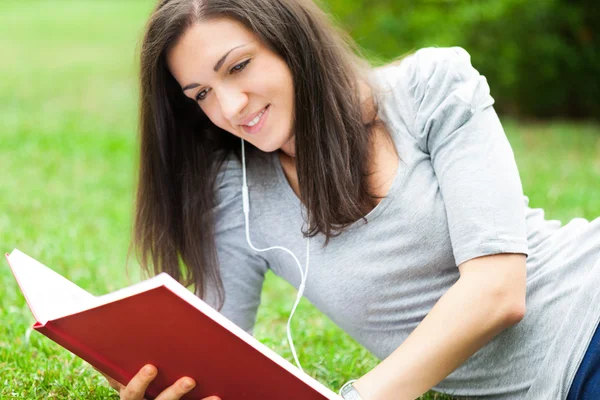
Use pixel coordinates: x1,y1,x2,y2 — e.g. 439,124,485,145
182,44,248,92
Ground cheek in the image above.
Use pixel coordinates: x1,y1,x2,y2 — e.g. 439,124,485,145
253,63,292,102
276,71,294,112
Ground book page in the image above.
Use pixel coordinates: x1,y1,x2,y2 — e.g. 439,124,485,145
94,273,169,305
6,249,98,324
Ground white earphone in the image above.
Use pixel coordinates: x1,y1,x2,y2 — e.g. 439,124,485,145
240,138,310,372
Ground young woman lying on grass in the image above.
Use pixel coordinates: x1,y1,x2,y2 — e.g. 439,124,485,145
99,0,600,398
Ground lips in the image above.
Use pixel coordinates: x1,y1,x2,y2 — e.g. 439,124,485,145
241,104,270,135
240,105,269,127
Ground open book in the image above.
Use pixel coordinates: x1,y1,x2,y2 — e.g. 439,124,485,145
5,249,341,400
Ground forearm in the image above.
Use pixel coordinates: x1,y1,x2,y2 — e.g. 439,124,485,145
353,274,525,400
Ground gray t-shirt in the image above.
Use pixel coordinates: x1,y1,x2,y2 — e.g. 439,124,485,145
205,47,600,399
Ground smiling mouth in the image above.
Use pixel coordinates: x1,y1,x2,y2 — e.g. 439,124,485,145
241,104,271,135
246,106,269,127
243,104,270,127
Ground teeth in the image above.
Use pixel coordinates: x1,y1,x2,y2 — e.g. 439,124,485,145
246,107,266,127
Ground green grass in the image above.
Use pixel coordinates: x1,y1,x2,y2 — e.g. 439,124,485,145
0,1,598,399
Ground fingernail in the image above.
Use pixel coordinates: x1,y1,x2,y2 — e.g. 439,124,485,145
182,379,195,390
144,365,155,376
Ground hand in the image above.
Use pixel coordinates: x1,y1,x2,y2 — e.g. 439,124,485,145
95,364,221,400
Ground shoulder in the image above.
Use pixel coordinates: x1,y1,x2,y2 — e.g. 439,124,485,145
408,46,475,78
400,47,484,106
214,152,243,204
214,148,275,206
374,46,489,109
374,47,495,151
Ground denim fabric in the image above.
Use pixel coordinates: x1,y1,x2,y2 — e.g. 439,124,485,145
567,320,600,399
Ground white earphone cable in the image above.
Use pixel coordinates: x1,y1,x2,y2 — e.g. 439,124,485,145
240,139,310,372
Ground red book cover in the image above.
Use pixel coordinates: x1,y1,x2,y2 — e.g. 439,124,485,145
5,249,341,400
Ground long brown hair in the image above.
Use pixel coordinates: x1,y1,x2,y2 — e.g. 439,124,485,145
135,0,389,309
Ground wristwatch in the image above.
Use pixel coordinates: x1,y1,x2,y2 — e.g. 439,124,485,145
339,380,364,400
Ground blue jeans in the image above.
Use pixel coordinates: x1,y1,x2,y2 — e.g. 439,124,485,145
567,320,600,399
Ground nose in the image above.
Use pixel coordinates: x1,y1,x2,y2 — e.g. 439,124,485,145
216,85,248,123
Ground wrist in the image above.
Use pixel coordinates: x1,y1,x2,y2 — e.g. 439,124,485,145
339,379,364,400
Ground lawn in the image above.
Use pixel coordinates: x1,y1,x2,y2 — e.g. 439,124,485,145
1,1,598,399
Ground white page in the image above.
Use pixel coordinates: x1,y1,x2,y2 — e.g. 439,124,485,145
6,249,98,324
94,272,170,304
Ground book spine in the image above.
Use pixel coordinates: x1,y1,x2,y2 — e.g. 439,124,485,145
34,322,136,394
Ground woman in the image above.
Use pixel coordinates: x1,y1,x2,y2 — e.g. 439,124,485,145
99,0,600,399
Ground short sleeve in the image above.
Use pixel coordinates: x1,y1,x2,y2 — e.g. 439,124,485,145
407,47,528,266
202,155,269,335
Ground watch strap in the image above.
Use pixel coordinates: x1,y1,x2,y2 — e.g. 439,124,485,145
339,380,364,400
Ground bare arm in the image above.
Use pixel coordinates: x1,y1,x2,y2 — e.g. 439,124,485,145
352,253,527,400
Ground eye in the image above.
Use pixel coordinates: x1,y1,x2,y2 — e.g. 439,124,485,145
195,59,251,102
229,59,251,74
195,88,210,102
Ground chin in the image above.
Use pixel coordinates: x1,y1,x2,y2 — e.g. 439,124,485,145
252,134,290,154
255,140,284,154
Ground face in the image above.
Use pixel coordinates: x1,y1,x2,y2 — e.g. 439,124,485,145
167,18,296,156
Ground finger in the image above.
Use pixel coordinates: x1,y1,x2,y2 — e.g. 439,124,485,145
121,365,157,400
106,376,123,392
155,377,196,400
109,377,125,392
